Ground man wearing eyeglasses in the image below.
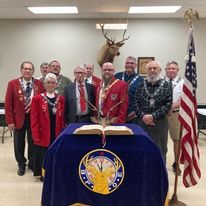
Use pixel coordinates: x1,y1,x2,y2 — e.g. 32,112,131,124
115,56,144,123
94,62,128,125
5,61,44,176
64,65,95,124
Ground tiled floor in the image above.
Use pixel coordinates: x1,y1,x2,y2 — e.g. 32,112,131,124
0,129,206,206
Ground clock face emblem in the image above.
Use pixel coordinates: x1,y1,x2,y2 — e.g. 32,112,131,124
79,149,124,195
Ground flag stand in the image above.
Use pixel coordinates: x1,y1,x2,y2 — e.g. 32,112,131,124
169,8,200,205
169,126,187,206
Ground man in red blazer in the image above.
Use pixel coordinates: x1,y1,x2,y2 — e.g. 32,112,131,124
5,61,44,176
84,63,101,88
95,62,128,124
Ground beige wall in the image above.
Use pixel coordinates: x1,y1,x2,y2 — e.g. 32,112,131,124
0,18,205,103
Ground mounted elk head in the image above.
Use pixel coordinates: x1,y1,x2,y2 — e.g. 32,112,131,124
97,24,130,67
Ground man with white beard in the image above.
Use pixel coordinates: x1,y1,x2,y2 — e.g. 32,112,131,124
133,61,173,162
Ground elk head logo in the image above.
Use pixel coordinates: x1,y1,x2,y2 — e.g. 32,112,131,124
97,24,130,67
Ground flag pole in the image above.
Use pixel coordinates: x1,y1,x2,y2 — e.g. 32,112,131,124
169,8,199,206
169,125,187,206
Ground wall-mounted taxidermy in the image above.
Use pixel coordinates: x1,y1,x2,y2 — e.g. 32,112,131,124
97,24,130,67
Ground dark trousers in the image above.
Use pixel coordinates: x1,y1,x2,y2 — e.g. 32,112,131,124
75,114,91,123
138,116,168,163
13,114,34,168
33,145,47,176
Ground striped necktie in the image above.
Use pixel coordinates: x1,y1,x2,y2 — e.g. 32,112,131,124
25,82,32,113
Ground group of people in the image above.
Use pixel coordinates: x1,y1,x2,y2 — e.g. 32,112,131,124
4,56,184,181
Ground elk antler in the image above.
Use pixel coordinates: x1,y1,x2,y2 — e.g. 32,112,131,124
116,29,130,45
99,24,115,44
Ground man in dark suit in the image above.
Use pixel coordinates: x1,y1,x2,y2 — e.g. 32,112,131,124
5,61,45,176
64,65,95,124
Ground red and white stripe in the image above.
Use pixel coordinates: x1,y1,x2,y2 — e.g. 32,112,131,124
178,26,201,187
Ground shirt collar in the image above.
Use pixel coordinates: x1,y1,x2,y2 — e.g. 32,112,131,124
124,72,137,79
165,76,179,82
86,76,92,83
22,78,32,86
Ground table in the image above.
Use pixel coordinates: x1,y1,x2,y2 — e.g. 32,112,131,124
198,108,206,136
41,123,168,206
0,108,10,143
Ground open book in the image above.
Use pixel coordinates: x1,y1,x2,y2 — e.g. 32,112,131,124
73,124,133,135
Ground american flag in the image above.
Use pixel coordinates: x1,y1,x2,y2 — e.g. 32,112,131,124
178,26,201,187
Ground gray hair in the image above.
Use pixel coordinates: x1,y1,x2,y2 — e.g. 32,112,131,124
84,63,94,68
74,65,86,73
166,61,179,68
44,73,57,83
126,56,136,63
40,62,49,68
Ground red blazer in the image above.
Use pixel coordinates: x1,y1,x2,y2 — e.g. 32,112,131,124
92,75,101,88
30,93,65,147
95,78,128,123
5,78,44,129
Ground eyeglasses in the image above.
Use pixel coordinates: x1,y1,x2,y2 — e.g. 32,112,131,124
75,72,85,75
22,68,33,71
45,81,57,85
51,65,60,68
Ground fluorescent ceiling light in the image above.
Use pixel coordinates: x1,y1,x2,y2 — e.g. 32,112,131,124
27,6,78,14
129,6,181,13
96,24,128,30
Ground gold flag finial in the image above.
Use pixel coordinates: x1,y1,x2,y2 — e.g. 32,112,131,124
184,8,199,25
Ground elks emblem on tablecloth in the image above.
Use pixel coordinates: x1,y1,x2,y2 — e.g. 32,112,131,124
79,149,124,195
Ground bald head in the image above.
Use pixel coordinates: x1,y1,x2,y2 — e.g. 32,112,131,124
101,62,115,84
102,62,115,71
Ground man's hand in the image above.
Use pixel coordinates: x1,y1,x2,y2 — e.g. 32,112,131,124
142,114,155,126
8,123,15,131
126,111,137,122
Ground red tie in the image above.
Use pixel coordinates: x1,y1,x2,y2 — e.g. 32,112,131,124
79,85,86,112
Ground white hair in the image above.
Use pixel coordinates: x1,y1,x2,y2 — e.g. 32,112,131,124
146,60,162,71
74,65,86,73
44,73,57,83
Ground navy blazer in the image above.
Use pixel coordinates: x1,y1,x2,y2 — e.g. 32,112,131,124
64,82,95,124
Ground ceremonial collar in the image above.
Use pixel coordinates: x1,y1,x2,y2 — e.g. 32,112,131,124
146,78,162,86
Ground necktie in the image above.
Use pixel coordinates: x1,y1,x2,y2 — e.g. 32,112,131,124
79,85,86,112
169,78,173,88
25,82,32,113
25,82,32,98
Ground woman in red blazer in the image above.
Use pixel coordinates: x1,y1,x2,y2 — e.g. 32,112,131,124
30,73,65,180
